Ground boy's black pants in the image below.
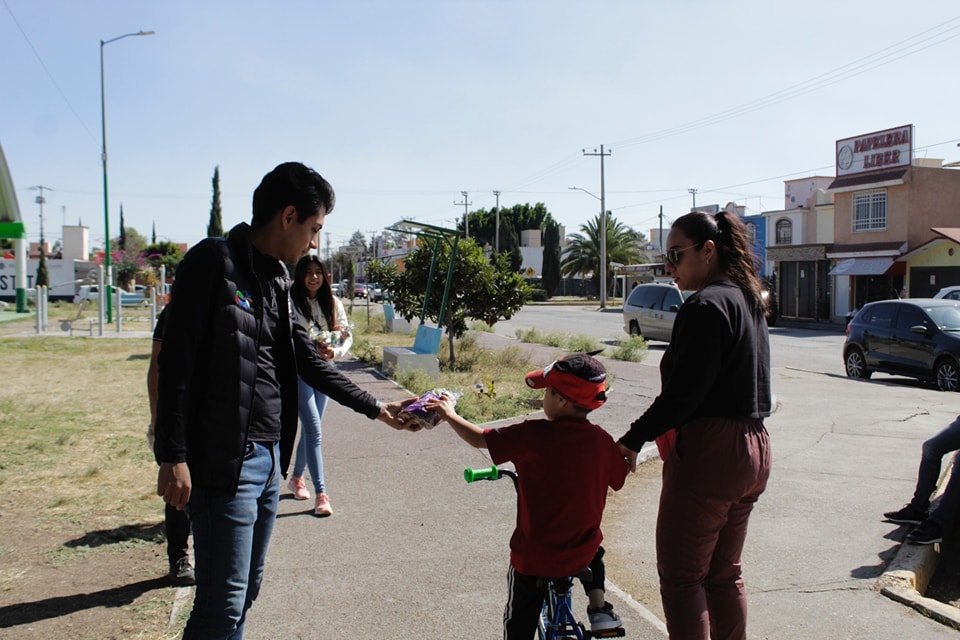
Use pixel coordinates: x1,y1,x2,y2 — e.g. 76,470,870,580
503,546,606,640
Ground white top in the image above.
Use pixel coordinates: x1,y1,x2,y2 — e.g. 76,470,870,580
298,295,352,359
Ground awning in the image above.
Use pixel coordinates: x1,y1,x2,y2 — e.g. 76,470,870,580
828,257,894,276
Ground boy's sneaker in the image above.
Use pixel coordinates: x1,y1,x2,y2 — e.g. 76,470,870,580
169,556,195,586
883,503,927,525
587,602,622,632
907,518,943,545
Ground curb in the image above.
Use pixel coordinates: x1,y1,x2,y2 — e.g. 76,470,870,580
874,457,958,629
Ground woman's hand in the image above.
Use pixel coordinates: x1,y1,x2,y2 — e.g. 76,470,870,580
316,342,335,360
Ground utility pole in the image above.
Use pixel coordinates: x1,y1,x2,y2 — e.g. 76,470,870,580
492,190,501,252
583,145,611,308
454,191,472,238
659,205,664,259
688,188,698,210
29,185,54,252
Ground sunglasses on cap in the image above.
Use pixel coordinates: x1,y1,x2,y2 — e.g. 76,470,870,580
664,242,703,268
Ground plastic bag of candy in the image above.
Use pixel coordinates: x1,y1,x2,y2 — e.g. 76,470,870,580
307,324,341,347
399,388,462,429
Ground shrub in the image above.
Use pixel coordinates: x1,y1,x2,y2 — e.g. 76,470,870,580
610,336,647,362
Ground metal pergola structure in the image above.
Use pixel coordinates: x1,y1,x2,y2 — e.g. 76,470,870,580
385,219,462,328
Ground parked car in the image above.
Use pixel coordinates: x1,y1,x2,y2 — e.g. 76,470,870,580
934,286,960,300
622,282,693,342
366,283,383,302
352,283,367,299
843,298,960,392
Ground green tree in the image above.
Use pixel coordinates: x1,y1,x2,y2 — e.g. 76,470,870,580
561,212,645,297
36,244,49,289
208,165,224,237
118,204,126,251
367,239,530,365
114,226,147,255
541,220,561,297
144,241,184,276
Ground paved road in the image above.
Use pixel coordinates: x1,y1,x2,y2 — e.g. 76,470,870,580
244,309,959,639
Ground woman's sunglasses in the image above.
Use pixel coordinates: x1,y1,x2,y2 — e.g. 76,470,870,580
665,243,701,267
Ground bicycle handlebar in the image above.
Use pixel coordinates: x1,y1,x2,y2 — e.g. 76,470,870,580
464,466,518,490
464,465,500,483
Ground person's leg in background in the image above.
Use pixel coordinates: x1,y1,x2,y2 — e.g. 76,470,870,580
296,377,331,516
166,503,194,585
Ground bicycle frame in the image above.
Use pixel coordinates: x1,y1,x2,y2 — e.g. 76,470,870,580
539,575,586,640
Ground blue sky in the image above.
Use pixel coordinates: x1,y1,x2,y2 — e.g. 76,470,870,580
2,1,958,253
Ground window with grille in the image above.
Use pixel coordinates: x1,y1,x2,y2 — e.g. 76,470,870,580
853,190,887,232
775,219,792,244
746,222,757,244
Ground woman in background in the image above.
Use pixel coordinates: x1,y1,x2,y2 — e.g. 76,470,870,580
288,255,352,517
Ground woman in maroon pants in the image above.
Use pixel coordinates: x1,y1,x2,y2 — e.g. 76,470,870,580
618,209,772,640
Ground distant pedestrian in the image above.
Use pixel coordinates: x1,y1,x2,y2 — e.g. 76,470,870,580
618,210,772,640
884,414,960,545
154,162,414,639
146,306,194,586
426,352,628,639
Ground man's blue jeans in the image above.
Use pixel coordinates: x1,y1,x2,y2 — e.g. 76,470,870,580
183,441,279,640
912,415,960,522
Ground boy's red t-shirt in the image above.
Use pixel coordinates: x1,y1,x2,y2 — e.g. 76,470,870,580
484,416,628,578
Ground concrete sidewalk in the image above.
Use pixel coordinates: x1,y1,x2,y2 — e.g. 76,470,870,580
239,332,956,639
244,347,668,639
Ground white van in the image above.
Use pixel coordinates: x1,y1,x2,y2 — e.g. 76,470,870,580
622,283,693,342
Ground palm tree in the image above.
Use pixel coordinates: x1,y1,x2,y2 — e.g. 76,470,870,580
561,212,646,296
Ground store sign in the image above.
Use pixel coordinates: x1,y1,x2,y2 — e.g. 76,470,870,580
835,124,913,177
0,259,75,297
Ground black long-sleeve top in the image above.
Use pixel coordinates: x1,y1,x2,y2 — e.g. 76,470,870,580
620,280,771,451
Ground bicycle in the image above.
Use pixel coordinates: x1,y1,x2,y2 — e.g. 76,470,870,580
464,465,626,640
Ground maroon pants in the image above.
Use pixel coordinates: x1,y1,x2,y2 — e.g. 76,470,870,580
656,417,771,640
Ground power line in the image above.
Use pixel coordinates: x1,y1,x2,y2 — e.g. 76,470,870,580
610,16,960,150
2,0,98,145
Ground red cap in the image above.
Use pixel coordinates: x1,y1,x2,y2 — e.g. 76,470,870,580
525,353,607,410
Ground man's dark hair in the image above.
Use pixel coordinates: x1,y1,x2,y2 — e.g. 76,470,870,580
250,162,336,229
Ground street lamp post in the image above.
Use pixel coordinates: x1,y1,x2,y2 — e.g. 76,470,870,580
101,29,154,323
569,185,608,308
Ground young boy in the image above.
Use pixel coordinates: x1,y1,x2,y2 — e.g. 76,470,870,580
426,352,629,639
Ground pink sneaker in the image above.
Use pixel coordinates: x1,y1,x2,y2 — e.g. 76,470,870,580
288,476,309,500
314,493,333,517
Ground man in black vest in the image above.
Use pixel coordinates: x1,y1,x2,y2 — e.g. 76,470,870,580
155,162,412,639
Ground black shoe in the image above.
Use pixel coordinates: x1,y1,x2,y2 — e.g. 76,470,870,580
169,556,196,586
906,519,943,545
884,503,928,525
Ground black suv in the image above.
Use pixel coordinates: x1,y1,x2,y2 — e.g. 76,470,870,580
843,298,960,392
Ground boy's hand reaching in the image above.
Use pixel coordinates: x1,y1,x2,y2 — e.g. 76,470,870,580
424,394,457,422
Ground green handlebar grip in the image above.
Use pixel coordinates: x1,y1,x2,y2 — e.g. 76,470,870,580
464,465,500,483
